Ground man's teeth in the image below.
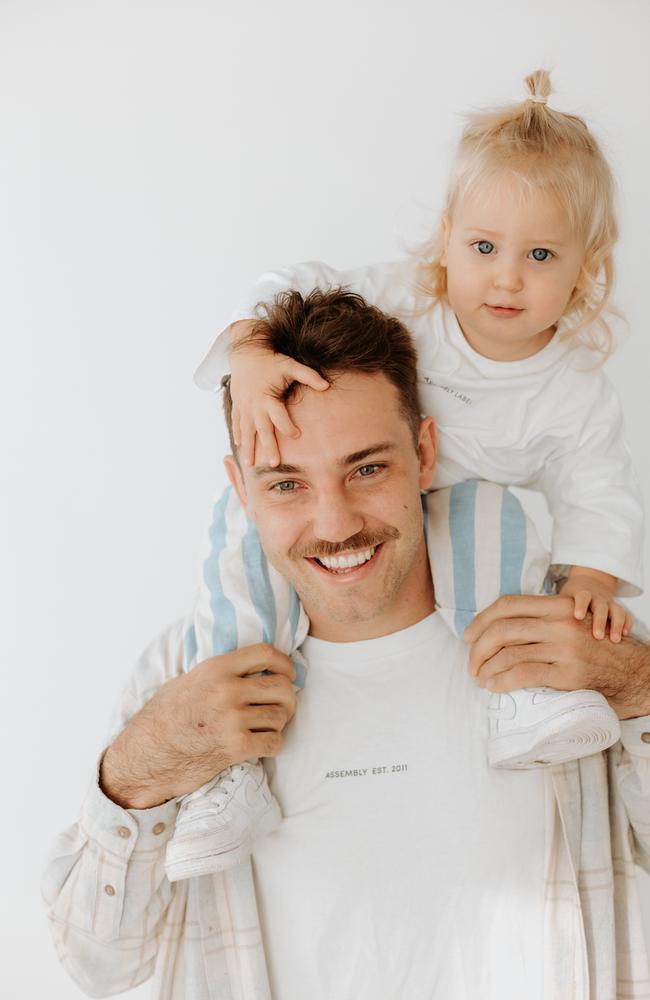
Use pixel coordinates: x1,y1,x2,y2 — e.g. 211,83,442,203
318,547,376,571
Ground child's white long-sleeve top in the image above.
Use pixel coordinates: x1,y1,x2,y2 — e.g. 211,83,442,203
195,258,644,595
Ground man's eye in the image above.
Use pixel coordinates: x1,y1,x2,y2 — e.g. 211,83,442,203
473,240,495,255
271,480,297,492
529,247,553,262
357,464,381,477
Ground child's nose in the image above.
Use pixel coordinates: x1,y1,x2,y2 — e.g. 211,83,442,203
492,259,523,293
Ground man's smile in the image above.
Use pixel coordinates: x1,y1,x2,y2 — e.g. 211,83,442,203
317,546,376,571
305,543,384,580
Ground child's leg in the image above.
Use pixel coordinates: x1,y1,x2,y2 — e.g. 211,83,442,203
165,485,308,882
424,482,620,768
192,484,308,671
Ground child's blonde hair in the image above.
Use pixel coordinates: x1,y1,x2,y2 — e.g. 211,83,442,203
418,70,619,357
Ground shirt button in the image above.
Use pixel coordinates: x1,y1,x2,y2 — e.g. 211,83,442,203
117,826,131,839
104,884,116,897
153,822,166,835
641,733,650,744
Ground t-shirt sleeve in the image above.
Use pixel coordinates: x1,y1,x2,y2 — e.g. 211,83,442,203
531,371,644,596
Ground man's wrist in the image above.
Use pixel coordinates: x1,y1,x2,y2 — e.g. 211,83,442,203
610,638,650,720
99,744,173,811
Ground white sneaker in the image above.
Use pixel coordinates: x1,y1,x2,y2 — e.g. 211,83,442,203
165,760,282,881
487,688,621,769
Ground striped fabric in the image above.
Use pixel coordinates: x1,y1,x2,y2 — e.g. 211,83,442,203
41,483,650,999
188,484,308,688
423,480,551,636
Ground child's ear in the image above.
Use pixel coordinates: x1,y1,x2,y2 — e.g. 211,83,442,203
439,212,450,267
574,265,586,292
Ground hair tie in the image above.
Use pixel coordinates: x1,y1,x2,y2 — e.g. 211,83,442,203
526,94,548,105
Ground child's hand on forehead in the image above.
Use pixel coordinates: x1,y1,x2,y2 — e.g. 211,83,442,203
559,568,633,643
228,319,329,467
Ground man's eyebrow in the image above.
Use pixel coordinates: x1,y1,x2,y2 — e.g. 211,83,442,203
254,463,304,478
253,443,397,477
341,443,397,466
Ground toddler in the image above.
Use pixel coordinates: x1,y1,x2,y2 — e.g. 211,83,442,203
165,70,644,882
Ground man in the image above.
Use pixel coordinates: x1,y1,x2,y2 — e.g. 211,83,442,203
42,289,650,999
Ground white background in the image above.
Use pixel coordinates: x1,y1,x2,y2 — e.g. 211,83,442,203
2,1,650,996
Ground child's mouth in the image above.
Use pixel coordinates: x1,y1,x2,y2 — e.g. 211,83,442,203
485,304,523,317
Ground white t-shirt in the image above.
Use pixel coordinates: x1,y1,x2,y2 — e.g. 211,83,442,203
252,613,546,1000
195,258,644,595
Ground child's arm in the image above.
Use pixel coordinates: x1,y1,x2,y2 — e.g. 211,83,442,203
228,319,329,467
558,566,633,643
532,368,644,605
194,260,419,466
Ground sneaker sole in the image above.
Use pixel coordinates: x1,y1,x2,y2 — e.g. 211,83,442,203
488,704,621,769
165,798,283,882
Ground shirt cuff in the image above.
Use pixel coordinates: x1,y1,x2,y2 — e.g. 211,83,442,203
619,717,650,757
549,555,643,598
80,750,179,856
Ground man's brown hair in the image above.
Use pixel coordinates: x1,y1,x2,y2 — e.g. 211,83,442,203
223,287,422,455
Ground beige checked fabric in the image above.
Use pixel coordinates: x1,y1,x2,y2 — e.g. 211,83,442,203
41,614,650,1000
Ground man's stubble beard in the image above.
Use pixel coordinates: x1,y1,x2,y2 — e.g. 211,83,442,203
286,524,425,627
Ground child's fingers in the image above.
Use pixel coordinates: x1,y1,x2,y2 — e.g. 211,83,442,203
591,597,610,640
266,397,300,440
608,603,627,643
572,590,592,620
623,612,634,637
239,414,257,468
255,414,281,467
232,408,242,449
284,360,329,391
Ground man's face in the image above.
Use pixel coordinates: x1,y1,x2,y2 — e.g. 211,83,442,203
225,372,437,641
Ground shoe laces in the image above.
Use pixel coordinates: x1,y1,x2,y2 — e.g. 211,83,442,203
185,764,248,815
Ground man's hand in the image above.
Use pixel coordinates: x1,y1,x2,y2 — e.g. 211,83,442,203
463,595,650,720
100,644,297,809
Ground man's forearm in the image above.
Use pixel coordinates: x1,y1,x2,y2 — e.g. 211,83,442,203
613,637,650,720
100,723,176,810
98,667,212,809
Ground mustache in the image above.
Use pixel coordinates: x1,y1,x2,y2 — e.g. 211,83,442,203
291,526,400,561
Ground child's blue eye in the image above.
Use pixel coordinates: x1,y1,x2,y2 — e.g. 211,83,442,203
358,464,381,477
474,241,494,255
529,247,552,262
273,480,297,492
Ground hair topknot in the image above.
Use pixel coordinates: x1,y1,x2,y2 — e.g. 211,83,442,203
523,69,552,103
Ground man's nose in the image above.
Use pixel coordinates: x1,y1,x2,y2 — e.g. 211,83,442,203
310,486,364,543
492,256,523,293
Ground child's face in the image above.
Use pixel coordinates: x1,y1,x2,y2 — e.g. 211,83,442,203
441,174,585,361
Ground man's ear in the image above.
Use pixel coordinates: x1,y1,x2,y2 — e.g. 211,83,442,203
224,455,249,513
417,417,437,490
439,212,450,268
